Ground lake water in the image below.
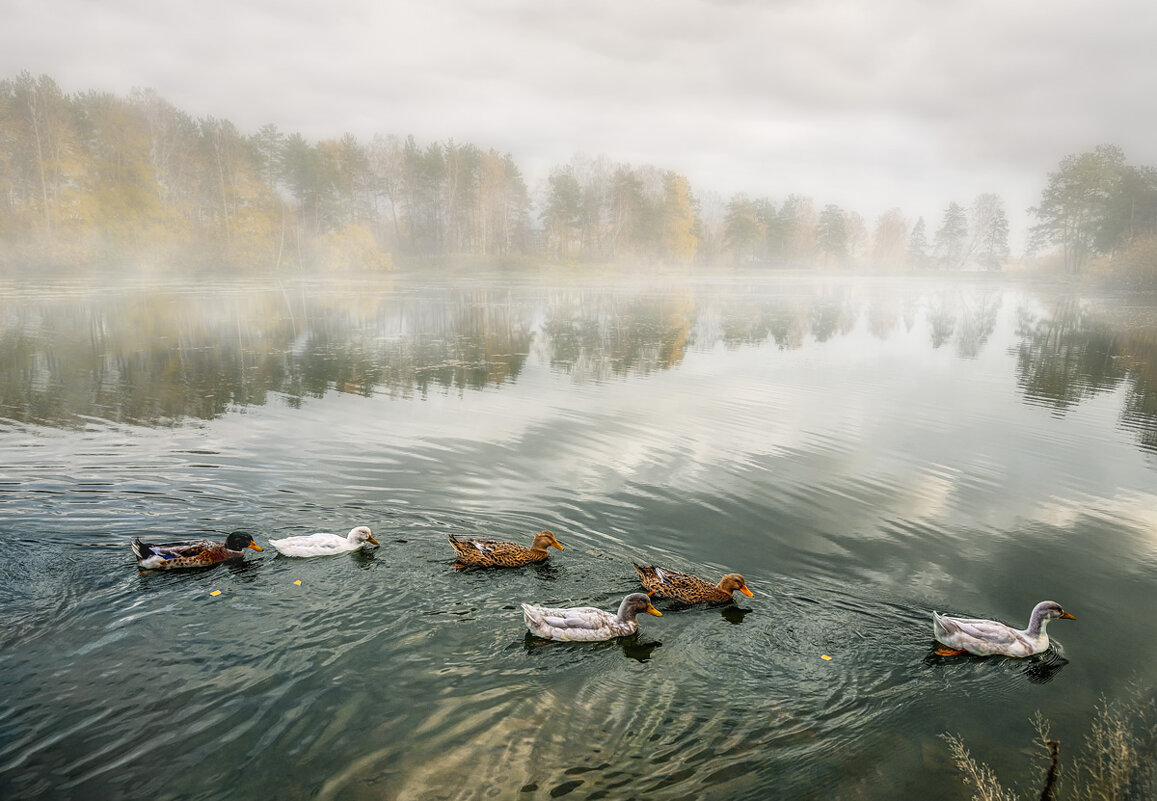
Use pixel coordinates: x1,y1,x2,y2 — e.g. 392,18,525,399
1,273,1155,800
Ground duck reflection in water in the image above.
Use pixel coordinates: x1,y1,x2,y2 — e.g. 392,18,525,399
523,631,662,663
924,647,1069,684
349,548,379,569
530,561,561,581
719,605,752,625
223,557,263,582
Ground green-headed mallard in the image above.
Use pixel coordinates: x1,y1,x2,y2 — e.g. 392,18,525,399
448,530,563,568
521,593,662,641
132,532,263,570
632,563,754,604
932,600,1076,657
269,526,379,557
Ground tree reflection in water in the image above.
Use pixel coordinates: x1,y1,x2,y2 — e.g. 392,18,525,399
2,279,1156,454
1015,296,1157,451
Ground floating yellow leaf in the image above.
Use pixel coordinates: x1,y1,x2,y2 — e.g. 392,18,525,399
294,580,302,586
210,590,221,597
821,654,832,661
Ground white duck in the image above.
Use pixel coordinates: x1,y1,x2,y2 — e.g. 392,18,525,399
268,526,379,557
521,593,662,642
932,600,1075,657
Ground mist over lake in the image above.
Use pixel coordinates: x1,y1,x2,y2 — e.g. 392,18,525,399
1,273,1155,799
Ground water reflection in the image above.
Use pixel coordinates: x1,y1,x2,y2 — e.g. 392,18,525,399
923,648,1069,685
719,605,753,625
3,278,1157,453
521,631,663,663
1014,296,1157,451
539,289,695,380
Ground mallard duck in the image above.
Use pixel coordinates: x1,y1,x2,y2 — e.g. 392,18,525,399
269,526,379,557
932,600,1076,657
132,532,263,570
521,593,663,642
632,563,754,604
448,530,563,568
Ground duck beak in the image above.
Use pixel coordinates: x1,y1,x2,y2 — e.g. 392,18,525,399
1060,611,1075,620
368,535,380,545
740,586,754,598
646,605,662,617
552,542,564,551
248,543,264,552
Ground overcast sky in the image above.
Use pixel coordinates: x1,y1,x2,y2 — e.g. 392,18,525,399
5,0,1156,250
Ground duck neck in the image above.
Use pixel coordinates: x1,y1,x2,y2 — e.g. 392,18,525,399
1026,609,1050,638
616,598,639,623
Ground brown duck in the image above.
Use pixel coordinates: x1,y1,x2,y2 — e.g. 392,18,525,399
448,530,564,568
132,532,263,570
632,563,755,604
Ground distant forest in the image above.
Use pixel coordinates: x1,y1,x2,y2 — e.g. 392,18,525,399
2,72,1156,278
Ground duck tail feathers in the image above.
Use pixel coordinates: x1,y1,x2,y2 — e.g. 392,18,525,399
932,612,959,638
131,538,150,560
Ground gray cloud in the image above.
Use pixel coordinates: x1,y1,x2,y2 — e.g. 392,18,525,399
4,0,1156,246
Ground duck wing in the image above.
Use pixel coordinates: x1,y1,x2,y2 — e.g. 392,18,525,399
133,538,213,560
633,563,720,602
522,604,627,641
269,533,347,556
448,534,495,557
450,535,539,566
132,538,231,569
933,613,1029,656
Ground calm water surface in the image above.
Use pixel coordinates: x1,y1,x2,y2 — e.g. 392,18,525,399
1,274,1156,800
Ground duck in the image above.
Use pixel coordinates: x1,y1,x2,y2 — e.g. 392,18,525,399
932,600,1076,657
132,532,263,570
521,593,663,642
448,530,564,568
632,563,754,604
268,526,379,557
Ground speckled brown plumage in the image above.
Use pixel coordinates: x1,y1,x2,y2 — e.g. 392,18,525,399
632,563,755,604
448,530,564,568
132,532,263,570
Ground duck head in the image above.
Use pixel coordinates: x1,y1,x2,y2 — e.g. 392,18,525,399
348,526,380,546
225,532,263,552
618,592,663,621
532,531,564,551
1033,600,1075,621
719,574,755,598
1029,600,1075,634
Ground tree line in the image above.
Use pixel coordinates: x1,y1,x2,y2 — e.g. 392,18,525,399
1,72,1154,276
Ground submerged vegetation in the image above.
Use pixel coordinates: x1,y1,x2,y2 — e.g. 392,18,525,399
944,691,1157,801
1,71,1157,281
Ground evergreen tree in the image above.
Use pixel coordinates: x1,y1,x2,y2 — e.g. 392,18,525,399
934,202,968,269
907,217,930,269
724,194,761,263
541,168,582,260
979,204,1010,270
816,204,848,267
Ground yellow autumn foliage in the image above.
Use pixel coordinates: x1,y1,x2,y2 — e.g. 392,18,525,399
310,224,394,272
